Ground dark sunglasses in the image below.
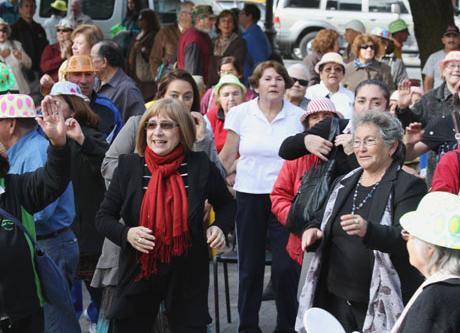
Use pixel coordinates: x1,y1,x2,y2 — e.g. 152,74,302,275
144,121,178,131
0,28,8,33
360,44,376,50
291,77,309,87
57,28,72,33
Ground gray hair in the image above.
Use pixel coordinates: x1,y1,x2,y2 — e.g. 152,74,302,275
413,237,460,276
352,110,403,145
177,1,194,16
287,63,309,78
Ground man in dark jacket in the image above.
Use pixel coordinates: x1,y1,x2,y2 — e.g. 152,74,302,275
176,5,214,86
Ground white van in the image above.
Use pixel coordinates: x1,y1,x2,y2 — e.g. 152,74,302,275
33,0,223,39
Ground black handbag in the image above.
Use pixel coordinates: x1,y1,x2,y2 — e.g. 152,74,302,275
286,117,341,235
0,207,72,306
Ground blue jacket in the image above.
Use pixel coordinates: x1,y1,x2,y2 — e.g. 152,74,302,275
242,23,271,83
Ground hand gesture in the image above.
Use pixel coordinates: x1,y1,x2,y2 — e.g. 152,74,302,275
340,214,367,238
398,79,412,109
190,111,206,142
65,118,85,145
40,74,55,95
335,133,353,155
304,134,333,161
0,48,10,58
127,226,155,253
12,49,22,60
301,228,323,251
37,96,67,147
207,225,226,250
405,122,424,145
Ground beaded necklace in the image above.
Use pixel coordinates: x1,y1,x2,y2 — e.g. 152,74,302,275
351,177,380,215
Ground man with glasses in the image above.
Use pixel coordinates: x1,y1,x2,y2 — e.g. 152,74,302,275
306,52,354,119
40,18,73,82
149,1,194,80
423,25,460,92
285,63,310,110
11,0,48,102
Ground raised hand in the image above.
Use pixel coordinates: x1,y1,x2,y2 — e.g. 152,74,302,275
405,122,424,145
398,79,412,109
335,133,353,155
65,118,85,145
190,111,206,141
37,96,66,147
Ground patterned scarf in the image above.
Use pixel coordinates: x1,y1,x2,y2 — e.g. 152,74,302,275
214,33,238,56
137,145,191,280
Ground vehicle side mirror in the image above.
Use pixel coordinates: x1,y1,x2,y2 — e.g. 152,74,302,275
391,4,401,14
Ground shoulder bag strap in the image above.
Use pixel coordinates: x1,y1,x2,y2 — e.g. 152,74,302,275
0,206,38,250
451,111,460,145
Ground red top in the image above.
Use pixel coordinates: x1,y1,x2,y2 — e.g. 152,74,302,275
270,154,321,265
431,146,460,194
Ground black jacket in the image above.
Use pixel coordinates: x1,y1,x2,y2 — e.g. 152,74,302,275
0,144,70,320
70,126,109,254
400,278,460,333
95,151,235,297
310,163,427,305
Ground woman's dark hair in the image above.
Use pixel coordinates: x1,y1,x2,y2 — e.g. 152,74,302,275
215,10,238,35
139,9,160,33
126,0,142,20
96,40,124,68
155,69,200,112
220,56,243,77
355,79,391,109
61,95,100,129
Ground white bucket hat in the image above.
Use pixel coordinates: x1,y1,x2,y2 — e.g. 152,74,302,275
400,192,460,250
314,52,346,74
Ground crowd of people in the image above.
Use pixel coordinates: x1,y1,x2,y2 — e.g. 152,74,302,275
0,1,460,333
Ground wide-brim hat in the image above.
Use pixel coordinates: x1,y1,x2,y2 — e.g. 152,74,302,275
0,63,15,93
0,94,36,118
439,51,460,71
49,81,89,101
300,98,343,124
50,0,67,12
314,52,346,74
400,192,460,250
213,74,246,96
65,55,95,74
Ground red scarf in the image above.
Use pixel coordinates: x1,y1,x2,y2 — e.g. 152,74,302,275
137,145,191,280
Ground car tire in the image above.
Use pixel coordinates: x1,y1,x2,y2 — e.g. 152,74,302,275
297,31,319,60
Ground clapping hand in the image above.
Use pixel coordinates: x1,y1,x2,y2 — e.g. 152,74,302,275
0,48,10,58
38,96,67,147
12,49,22,60
398,79,412,109
65,118,85,145
191,111,206,142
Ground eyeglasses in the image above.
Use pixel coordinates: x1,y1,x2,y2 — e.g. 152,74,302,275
291,77,309,87
360,44,376,50
322,66,344,74
57,28,72,33
0,28,8,33
352,137,378,148
446,63,460,70
144,121,178,131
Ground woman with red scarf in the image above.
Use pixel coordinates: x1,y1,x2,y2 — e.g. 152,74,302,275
95,98,235,333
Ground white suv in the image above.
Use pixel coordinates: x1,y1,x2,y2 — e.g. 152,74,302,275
274,0,417,63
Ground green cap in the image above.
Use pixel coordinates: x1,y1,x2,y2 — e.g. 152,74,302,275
193,5,215,19
213,75,246,97
389,19,409,34
0,63,15,93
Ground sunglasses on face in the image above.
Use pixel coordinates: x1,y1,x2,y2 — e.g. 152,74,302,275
57,28,72,33
144,120,178,131
360,44,376,50
291,77,309,87
0,28,8,33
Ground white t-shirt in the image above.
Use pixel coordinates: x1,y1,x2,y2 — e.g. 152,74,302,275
422,49,446,89
306,81,354,119
224,98,304,194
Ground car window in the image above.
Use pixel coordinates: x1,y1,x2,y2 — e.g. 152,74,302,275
286,0,320,9
83,0,115,20
368,0,409,14
153,0,181,24
326,0,362,11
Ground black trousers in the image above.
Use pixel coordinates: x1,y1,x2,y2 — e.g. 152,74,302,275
0,308,43,333
324,292,367,333
236,192,300,333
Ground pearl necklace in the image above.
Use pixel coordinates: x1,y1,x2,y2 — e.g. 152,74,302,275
351,177,380,215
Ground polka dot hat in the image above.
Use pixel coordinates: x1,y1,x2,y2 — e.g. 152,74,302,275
0,94,36,118
400,192,460,250
0,62,16,93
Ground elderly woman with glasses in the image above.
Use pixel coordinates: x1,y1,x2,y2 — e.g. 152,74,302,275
306,52,354,119
296,111,426,333
342,34,394,92
95,98,235,332
393,191,460,333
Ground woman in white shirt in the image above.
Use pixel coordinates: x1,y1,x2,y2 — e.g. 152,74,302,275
219,60,304,333
0,18,31,94
306,52,354,119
